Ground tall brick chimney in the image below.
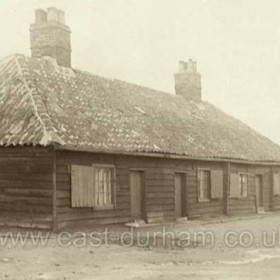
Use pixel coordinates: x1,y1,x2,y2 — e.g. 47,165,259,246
30,7,71,67
174,59,201,101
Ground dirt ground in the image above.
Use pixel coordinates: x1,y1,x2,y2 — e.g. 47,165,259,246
1,215,280,280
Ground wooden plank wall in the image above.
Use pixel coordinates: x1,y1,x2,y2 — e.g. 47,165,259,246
115,157,188,223
229,164,272,215
186,162,224,219
55,151,278,229
56,152,226,228
56,152,184,228
143,168,175,224
0,146,54,229
0,147,277,230
56,152,131,229
115,157,225,222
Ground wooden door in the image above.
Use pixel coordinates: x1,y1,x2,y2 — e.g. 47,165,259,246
256,175,264,210
175,173,185,217
130,171,145,220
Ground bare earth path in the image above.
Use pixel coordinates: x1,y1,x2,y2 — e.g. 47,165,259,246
1,215,280,279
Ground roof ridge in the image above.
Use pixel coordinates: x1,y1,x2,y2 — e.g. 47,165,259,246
9,54,171,97
74,68,169,94
9,54,193,101
14,55,64,146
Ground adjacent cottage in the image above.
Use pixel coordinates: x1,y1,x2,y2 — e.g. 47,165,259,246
1,8,280,230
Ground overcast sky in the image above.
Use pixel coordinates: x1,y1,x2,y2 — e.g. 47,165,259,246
1,0,280,144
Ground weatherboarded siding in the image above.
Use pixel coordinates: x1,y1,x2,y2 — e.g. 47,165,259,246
54,150,279,229
56,151,131,229
115,157,225,221
0,146,54,229
55,151,227,228
186,162,224,219
0,147,276,230
56,152,181,227
229,164,272,215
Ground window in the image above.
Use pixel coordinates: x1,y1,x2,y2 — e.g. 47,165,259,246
198,170,211,201
197,169,223,202
239,174,248,198
71,164,115,209
230,173,249,198
94,167,113,207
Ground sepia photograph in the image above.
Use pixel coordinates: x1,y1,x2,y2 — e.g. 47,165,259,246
0,0,280,279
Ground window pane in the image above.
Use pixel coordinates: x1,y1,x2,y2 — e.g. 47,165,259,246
199,170,210,201
239,174,248,198
243,175,248,197
239,175,242,197
95,167,113,207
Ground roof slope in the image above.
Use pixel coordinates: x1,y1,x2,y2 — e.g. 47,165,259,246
1,54,280,161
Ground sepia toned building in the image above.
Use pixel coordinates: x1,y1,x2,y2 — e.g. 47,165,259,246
1,8,280,230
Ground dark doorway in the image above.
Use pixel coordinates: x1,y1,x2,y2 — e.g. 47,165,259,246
130,171,145,220
174,173,186,218
256,175,264,212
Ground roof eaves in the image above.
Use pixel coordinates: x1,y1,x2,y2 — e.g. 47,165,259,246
56,145,280,166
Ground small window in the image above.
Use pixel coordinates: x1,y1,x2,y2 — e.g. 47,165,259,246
71,164,115,209
239,174,248,198
198,170,211,202
94,166,114,208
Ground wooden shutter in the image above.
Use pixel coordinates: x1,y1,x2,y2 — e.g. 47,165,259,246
211,170,223,199
273,173,280,195
230,173,240,198
71,165,94,207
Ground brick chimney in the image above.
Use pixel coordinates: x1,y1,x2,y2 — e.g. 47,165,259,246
174,59,201,101
30,7,71,67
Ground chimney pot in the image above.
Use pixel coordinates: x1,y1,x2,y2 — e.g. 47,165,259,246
58,10,65,24
35,9,47,24
178,61,187,72
188,59,197,72
47,7,59,22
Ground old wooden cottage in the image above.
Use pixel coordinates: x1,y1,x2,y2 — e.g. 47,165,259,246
1,8,280,230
